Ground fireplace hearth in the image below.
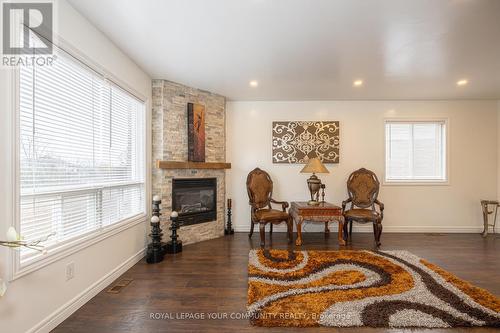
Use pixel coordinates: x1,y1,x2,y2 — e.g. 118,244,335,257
172,178,217,226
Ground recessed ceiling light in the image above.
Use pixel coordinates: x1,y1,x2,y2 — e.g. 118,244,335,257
456,79,468,86
249,80,258,87
353,80,363,87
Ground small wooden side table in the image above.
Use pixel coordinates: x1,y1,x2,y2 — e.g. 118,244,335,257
481,200,499,237
290,201,346,246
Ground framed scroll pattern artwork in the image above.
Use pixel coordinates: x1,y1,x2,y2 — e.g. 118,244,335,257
272,121,340,164
187,103,206,162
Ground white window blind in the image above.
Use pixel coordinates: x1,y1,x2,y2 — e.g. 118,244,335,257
385,121,446,182
19,47,145,263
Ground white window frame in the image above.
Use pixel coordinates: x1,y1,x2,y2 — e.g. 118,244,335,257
9,35,150,280
383,118,450,186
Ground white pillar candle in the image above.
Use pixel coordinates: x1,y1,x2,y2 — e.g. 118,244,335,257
6,227,18,242
152,195,161,202
151,216,160,223
170,211,178,218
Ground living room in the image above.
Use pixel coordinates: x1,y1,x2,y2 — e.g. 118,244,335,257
0,0,499,332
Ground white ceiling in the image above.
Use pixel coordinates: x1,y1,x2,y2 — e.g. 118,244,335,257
68,0,500,101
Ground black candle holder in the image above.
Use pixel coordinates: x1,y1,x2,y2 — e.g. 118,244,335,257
225,198,234,235
320,184,326,203
146,196,165,264
165,211,182,254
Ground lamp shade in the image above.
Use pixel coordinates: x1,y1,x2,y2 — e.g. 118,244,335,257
300,157,329,174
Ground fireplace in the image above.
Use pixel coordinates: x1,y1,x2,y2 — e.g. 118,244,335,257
172,178,217,226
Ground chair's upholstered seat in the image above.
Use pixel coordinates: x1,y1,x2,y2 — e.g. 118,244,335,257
255,209,289,221
344,208,380,220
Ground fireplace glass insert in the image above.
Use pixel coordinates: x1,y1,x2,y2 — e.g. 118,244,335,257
172,178,217,226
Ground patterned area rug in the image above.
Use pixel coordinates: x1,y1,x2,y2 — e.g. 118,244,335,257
247,249,500,328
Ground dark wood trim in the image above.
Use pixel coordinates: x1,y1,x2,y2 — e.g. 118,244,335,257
156,160,231,170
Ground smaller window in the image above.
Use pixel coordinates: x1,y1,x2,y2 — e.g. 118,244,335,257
385,120,447,183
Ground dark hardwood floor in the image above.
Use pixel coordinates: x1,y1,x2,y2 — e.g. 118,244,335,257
53,232,500,333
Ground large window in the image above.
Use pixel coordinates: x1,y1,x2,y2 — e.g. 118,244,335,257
19,47,145,265
385,120,447,183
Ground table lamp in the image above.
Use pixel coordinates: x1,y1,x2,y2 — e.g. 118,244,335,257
300,157,329,206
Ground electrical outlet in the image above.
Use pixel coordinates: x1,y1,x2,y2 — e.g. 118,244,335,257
66,262,75,281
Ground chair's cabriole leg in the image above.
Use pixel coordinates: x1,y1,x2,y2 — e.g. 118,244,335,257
249,222,254,238
372,222,377,243
259,223,265,247
374,221,382,247
343,220,349,241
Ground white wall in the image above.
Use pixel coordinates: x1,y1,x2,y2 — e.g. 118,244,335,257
0,1,151,332
227,100,497,233
497,100,500,233
497,101,500,201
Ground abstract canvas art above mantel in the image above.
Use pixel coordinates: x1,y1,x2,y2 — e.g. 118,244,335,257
187,102,206,162
272,121,340,164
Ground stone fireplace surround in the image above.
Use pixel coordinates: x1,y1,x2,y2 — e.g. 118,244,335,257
152,79,226,245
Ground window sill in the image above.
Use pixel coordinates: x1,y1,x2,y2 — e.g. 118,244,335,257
383,180,449,186
10,213,147,281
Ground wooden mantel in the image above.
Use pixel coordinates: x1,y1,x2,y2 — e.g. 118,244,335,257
157,161,231,170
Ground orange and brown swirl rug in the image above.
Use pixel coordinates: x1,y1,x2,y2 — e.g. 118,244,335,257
247,249,500,328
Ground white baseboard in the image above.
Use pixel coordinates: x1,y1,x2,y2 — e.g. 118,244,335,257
29,247,146,333
234,225,488,233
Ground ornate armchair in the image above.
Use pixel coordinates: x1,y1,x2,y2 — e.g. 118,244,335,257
246,168,293,247
342,168,384,246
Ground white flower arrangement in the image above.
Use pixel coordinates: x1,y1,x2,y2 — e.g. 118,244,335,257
0,227,54,297
1,227,54,254
0,278,6,297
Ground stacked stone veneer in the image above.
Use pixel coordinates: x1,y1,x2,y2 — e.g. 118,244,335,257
152,79,226,244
